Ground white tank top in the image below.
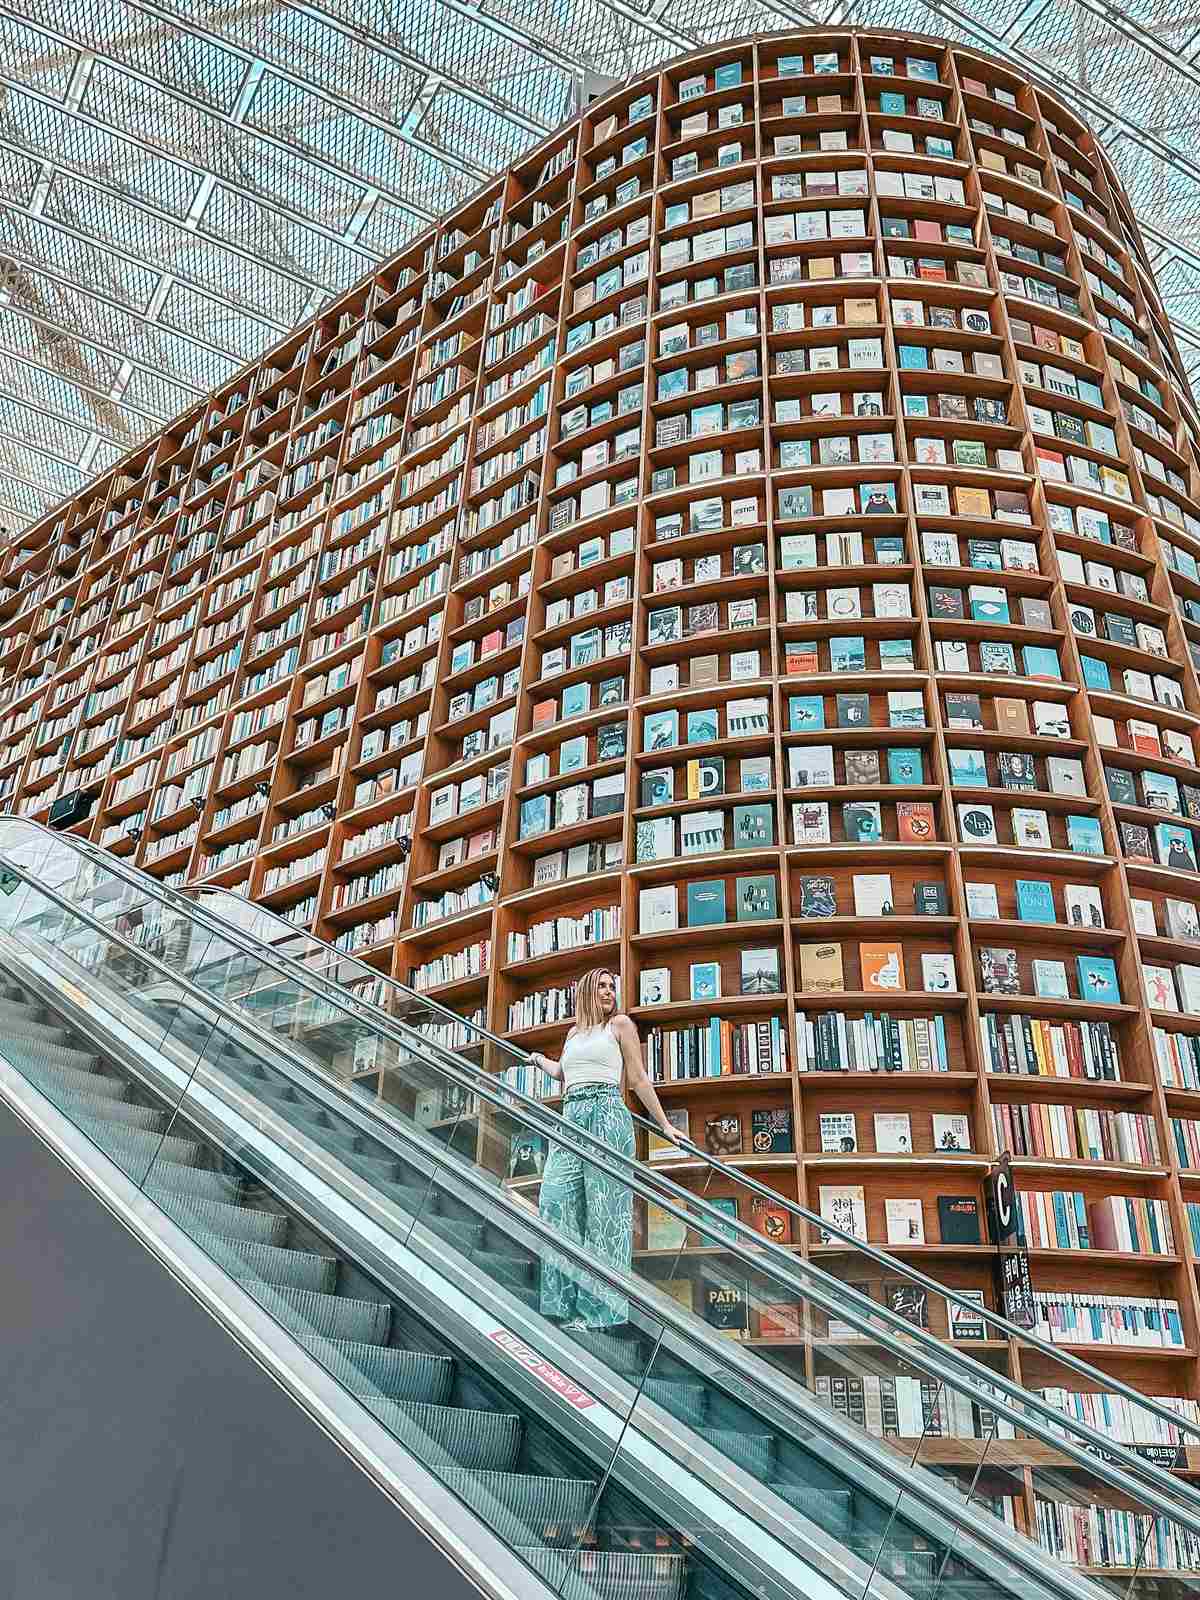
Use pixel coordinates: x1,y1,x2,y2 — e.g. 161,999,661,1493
560,1022,623,1091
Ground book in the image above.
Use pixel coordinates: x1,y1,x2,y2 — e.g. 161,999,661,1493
703,1276,748,1335
979,947,1020,994
932,1114,971,1152
741,947,781,994
820,1112,858,1153
819,1184,867,1242
751,1195,792,1244
1076,955,1121,1004
705,1113,742,1157
509,1132,547,1179
690,961,721,1001
875,1113,912,1153
861,942,905,990
921,953,957,993
885,1198,925,1245
798,941,845,991
937,1194,982,1244
751,1108,794,1154
948,1289,988,1341
646,1203,688,1250
648,1108,690,1161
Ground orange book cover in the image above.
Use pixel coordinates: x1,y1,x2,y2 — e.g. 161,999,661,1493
860,941,905,992
751,1194,792,1245
720,1020,733,1075
758,1302,802,1339
786,645,819,674
916,258,948,281
954,486,991,519
531,699,556,728
896,800,935,842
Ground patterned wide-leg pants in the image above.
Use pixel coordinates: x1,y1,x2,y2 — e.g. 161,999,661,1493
538,1084,635,1328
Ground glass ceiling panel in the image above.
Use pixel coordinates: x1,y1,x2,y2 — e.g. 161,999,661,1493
4,0,1200,525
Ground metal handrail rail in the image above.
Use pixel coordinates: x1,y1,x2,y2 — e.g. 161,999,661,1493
0,834,1155,1600
13,817,1200,1519
178,878,1200,1452
0,863,1133,1600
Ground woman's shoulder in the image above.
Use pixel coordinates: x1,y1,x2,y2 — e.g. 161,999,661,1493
610,1012,637,1035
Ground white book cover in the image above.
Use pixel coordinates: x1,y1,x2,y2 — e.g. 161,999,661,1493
932,1114,972,1152
885,1198,925,1245
819,1184,867,1243
853,873,894,916
819,1112,858,1153
874,1113,912,1154
639,967,670,1005
638,885,678,933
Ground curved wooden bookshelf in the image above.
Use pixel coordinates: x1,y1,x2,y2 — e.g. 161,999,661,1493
8,25,1200,1576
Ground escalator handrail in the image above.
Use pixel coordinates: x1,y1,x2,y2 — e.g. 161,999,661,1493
3,856,1192,1600
174,877,1200,1454
2,845,1155,1600
14,819,1200,1502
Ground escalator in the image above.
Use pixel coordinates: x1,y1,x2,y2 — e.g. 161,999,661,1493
0,815,1198,1600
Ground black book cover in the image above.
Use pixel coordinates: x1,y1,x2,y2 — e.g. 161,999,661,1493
1104,766,1137,805
751,1107,794,1154
913,880,947,915
937,1194,982,1245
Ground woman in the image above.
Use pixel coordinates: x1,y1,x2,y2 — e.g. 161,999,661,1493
530,967,682,1330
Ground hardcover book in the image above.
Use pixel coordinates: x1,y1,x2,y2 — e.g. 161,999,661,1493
937,1195,982,1245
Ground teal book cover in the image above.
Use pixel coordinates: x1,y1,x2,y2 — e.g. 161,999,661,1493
1066,814,1104,856
733,803,775,848
948,748,987,787
880,90,907,113
887,747,924,785
1022,645,1061,680
735,874,778,921
1076,955,1121,1004
1015,879,1055,924
789,694,825,732
687,879,727,926
1080,655,1111,690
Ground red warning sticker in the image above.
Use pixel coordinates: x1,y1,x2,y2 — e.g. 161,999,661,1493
488,1329,595,1409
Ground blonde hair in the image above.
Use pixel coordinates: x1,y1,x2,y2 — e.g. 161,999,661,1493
575,967,616,1031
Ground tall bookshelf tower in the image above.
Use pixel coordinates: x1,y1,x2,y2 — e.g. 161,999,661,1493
10,29,1200,1530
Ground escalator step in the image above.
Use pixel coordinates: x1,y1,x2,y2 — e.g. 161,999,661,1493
300,1337,453,1405
75,1118,202,1171
424,1215,485,1254
519,1546,686,1600
149,1166,244,1204
361,1398,521,1472
242,1281,392,1346
154,1192,290,1247
700,1429,777,1481
488,1252,536,1292
565,1328,652,1380
64,1094,167,1132
193,1232,338,1294
2,1040,100,1073
0,1005,69,1040
441,1467,597,1548
642,1381,707,1428
17,1061,131,1101
769,1484,853,1538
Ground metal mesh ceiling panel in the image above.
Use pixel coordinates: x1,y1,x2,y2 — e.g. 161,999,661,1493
4,0,1200,525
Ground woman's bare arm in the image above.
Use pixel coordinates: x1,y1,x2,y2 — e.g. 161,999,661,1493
528,1044,566,1081
612,1015,682,1141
